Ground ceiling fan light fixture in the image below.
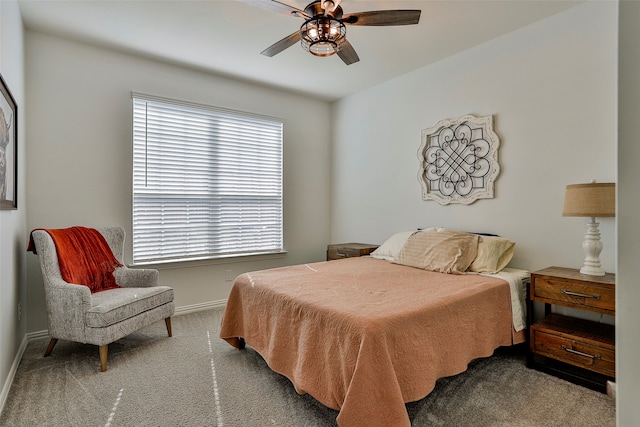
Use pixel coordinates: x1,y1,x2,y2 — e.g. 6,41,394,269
249,0,421,65
300,17,346,57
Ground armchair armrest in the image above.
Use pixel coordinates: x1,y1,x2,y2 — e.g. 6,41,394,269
44,277,92,342
114,267,160,288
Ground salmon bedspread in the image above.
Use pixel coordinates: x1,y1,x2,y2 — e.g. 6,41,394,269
220,257,524,427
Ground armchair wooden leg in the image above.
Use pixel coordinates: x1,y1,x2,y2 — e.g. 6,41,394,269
99,345,108,372
165,317,173,337
43,338,58,357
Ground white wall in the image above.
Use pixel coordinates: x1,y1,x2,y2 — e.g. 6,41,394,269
0,0,27,409
331,2,617,276
24,32,332,332
617,0,640,423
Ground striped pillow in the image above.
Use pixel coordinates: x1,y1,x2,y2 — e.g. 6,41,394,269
393,229,479,274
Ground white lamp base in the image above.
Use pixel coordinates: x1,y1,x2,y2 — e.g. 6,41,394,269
580,217,605,276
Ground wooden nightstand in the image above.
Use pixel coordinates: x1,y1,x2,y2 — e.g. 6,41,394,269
527,266,615,392
326,243,379,261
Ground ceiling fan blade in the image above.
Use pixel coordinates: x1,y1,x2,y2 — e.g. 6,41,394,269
236,0,310,19
337,39,360,65
260,31,302,57
342,10,421,26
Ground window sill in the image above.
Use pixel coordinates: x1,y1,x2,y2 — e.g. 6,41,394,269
129,250,288,270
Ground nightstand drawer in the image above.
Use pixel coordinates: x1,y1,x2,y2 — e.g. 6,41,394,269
327,243,378,261
328,247,365,259
530,313,615,378
532,276,615,315
531,329,615,377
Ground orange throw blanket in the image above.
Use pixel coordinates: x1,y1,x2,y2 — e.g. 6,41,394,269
28,226,122,293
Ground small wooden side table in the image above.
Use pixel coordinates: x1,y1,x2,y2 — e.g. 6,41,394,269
527,266,615,392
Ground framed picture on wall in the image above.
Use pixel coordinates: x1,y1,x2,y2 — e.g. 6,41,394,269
0,72,17,210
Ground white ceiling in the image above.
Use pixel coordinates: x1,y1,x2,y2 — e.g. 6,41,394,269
18,0,584,101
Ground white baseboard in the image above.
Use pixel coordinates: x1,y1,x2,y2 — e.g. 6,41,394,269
26,329,50,341
606,380,616,399
0,335,29,416
175,299,227,316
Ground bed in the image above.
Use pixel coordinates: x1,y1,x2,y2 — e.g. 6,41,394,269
220,229,528,427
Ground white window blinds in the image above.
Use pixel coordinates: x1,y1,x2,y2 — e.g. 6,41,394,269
132,94,283,264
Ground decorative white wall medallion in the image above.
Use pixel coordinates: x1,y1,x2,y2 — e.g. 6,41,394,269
418,114,500,205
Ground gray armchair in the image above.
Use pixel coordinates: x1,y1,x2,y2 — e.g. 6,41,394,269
30,226,175,372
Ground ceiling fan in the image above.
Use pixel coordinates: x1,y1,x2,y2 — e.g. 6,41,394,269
238,0,421,65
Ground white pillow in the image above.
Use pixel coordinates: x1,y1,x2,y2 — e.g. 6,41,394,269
370,231,414,261
370,228,440,261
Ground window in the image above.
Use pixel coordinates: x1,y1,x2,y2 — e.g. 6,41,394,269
132,94,283,264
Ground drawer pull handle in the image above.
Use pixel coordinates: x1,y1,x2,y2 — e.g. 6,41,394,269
336,253,347,257
561,345,601,360
560,289,601,300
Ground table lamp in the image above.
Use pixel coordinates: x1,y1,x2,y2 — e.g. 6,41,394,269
562,181,615,276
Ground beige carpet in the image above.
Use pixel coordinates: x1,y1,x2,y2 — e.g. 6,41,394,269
0,308,615,426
